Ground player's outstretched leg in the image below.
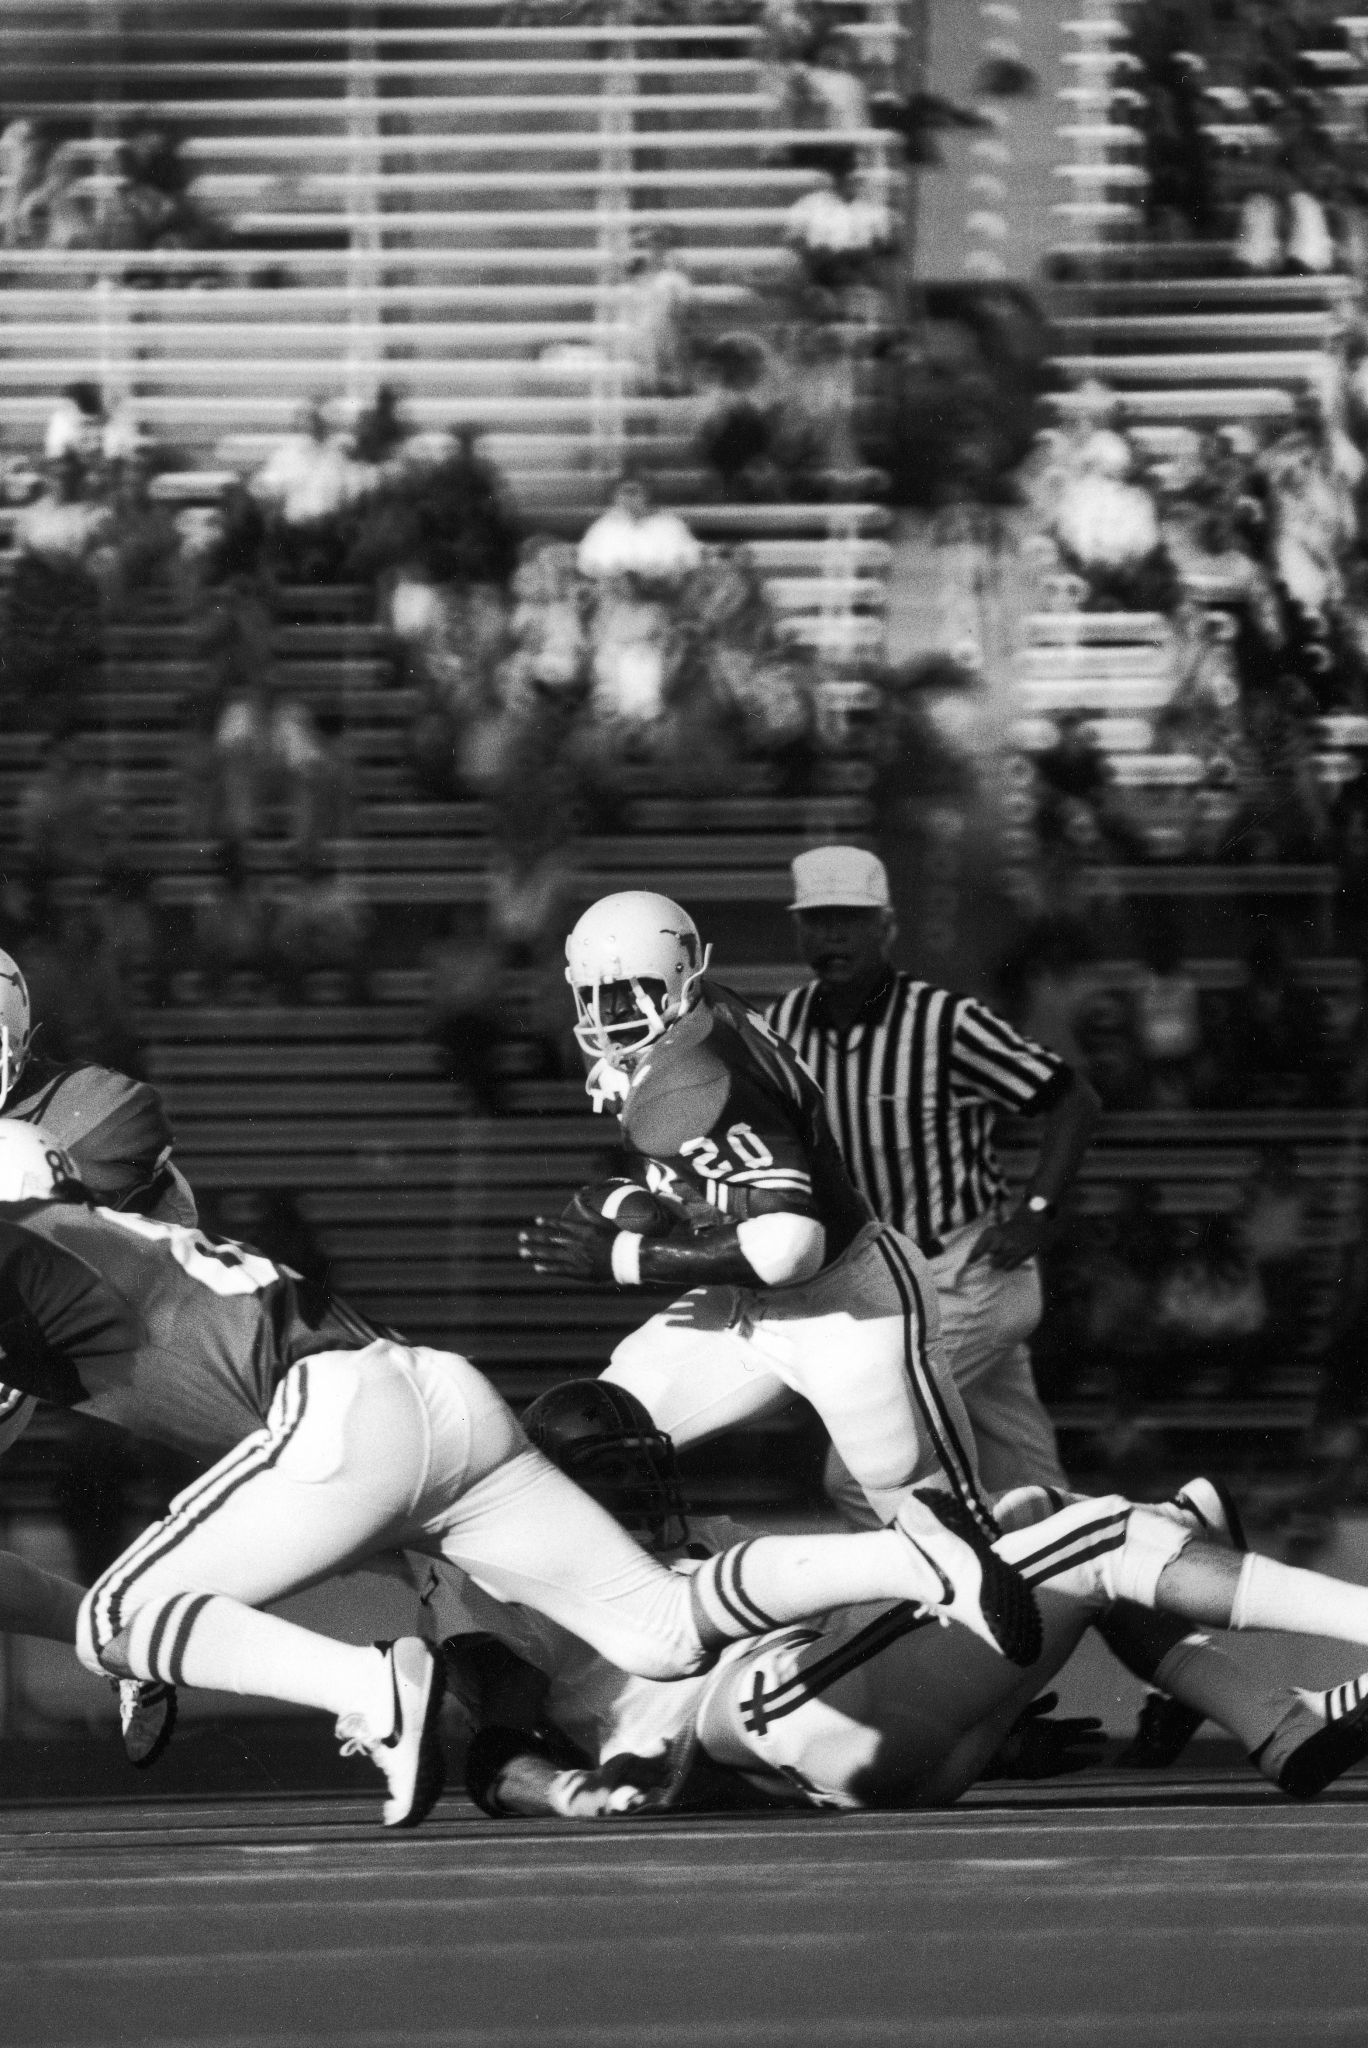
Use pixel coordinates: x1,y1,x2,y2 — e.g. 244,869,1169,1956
686,1496,1042,1668
998,1477,1368,1665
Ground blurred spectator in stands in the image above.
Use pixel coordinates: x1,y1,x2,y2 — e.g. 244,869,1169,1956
621,229,696,396
578,475,701,730
999,914,1097,1070
1073,986,1150,1112
769,318,866,486
693,325,864,498
578,470,702,585
1211,921,1339,1108
1048,415,1177,614
250,400,364,584
1034,711,1144,865
89,856,170,1012
0,118,54,248
187,574,350,861
426,799,575,1113
1235,1142,1311,1388
686,544,817,780
505,538,590,704
1135,43,1216,243
1154,1208,1268,1394
273,850,372,1005
2,399,110,732
191,840,278,1006
1331,756,1368,959
16,725,121,888
762,12,869,177
1084,1180,1178,1488
426,910,516,1119
785,161,893,298
102,119,222,262
91,410,180,617
354,419,521,604
14,137,96,255
693,333,782,498
1128,903,1206,1109
1301,1171,1368,1508
1239,675,1332,860
1260,404,1356,686
391,579,508,785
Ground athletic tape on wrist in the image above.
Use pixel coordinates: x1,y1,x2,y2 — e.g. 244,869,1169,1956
611,1232,643,1287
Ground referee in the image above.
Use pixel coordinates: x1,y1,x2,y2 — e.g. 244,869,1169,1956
765,845,1100,1506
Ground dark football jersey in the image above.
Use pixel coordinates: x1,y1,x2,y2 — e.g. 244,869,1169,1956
617,981,871,1264
7,1058,195,1225
0,1201,381,1462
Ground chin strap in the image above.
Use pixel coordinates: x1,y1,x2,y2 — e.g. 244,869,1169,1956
585,1059,632,1114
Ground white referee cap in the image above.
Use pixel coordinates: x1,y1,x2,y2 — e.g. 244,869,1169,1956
789,845,891,911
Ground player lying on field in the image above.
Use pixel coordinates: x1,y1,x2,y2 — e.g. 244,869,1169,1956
0,1119,1055,1829
440,1382,1368,1818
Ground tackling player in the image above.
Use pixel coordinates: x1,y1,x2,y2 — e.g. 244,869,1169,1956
518,892,1000,1569
0,944,194,1764
0,1119,1063,1829
445,1381,1368,1819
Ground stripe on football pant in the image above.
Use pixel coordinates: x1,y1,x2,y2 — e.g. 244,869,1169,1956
1008,1505,1131,1591
873,1230,994,1538
741,1603,933,1736
88,1363,312,1657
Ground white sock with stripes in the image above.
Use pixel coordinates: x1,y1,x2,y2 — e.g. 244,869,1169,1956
1305,1672,1368,1724
115,1595,398,1730
689,1529,951,1651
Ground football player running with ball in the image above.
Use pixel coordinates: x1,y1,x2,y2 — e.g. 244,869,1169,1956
519,892,1033,1657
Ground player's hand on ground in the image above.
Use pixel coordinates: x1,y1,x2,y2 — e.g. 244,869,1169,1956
518,1216,614,1283
964,1207,1053,1272
548,1750,676,1819
980,1692,1107,1780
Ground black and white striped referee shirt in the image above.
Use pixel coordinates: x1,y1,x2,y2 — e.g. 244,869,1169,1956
764,971,1071,1255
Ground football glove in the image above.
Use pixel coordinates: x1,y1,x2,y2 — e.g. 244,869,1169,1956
979,1692,1107,1781
546,1750,679,1819
518,1215,616,1283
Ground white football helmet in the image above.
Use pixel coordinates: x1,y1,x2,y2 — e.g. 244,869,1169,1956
565,891,710,1068
0,1120,79,1203
0,952,32,1109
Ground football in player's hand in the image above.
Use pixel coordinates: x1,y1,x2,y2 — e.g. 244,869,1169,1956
562,1179,675,1237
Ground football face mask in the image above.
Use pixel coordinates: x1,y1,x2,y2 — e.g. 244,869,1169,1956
0,952,33,1110
565,891,710,1071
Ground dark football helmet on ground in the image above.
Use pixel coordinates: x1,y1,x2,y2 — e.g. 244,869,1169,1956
521,1378,689,1551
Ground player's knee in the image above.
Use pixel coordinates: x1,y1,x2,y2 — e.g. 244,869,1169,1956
1108,1504,1195,1607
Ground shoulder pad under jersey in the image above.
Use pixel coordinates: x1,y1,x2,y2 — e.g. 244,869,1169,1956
624,1026,731,1159
12,1064,175,1209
